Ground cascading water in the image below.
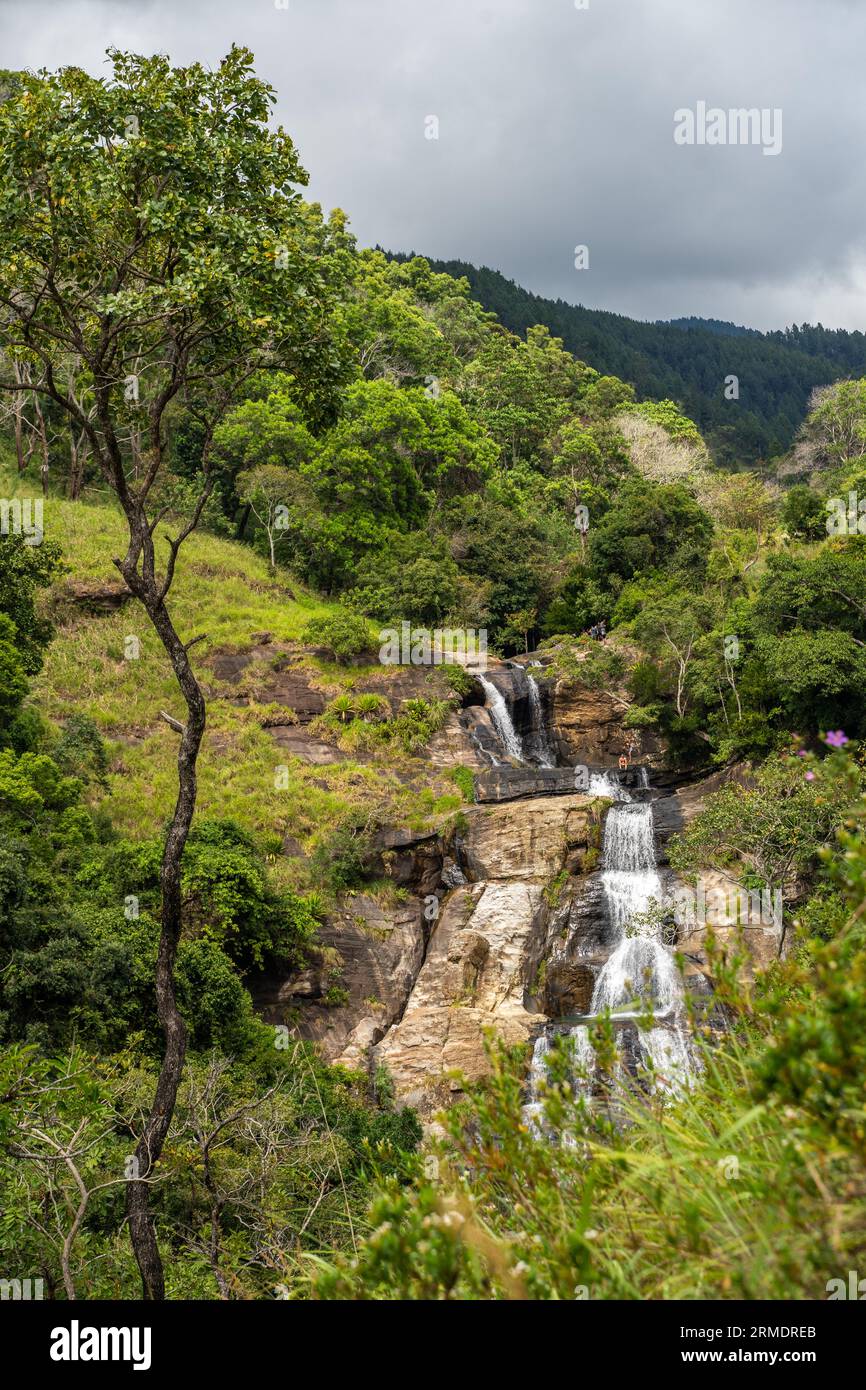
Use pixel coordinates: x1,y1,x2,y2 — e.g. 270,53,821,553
477,674,524,761
528,765,697,1120
639,1024,695,1097
588,770,672,1016
590,775,661,938
523,1023,594,1134
524,673,555,768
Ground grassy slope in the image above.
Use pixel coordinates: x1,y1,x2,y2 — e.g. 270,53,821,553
5,473,452,888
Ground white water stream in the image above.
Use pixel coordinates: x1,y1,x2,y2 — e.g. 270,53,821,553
525,673,555,767
477,674,524,762
527,766,697,1119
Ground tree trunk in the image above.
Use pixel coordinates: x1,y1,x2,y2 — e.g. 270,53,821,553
14,394,24,473
125,595,206,1300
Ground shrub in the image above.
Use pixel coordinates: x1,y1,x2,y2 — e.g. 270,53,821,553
303,610,372,663
448,765,476,802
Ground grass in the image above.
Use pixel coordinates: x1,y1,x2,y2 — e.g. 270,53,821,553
3,472,456,882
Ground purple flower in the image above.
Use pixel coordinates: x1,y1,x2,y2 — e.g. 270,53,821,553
796,749,808,757
824,730,849,749
805,770,816,781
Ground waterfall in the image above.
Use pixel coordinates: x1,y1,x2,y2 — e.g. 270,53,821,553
523,1024,594,1134
589,776,673,1016
597,806,662,938
591,935,680,1014
477,674,524,761
527,765,696,1121
589,770,627,800
524,673,555,768
639,1025,696,1096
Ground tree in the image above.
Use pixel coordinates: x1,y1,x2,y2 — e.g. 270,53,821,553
589,478,714,584
780,484,827,540
295,379,494,591
236,464,296,572
210,376,315,529
632,590,716,720
0,47,349,1298
303,610,372,663
668,754,859,893
806,379,866,464
0,535,64,675
347,530,460,626
704,472,775,540
465,326,586,468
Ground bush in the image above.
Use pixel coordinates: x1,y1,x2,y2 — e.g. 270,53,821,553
780,484,826,540
448,765,476,802
303,610,373,663
310,814,374,894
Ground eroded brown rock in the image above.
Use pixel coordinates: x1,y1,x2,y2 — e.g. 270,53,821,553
370,795,598,1114
250,894,425,1064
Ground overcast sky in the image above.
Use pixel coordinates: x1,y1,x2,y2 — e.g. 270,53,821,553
1,0,864,332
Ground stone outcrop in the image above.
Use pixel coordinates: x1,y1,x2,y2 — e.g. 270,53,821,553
551,682,627,763
371,794,600,1114
250,893,426,1065
58,579,133,612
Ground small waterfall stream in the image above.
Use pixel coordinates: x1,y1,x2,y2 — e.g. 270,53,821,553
524,673,555,768
477,674,524,762
589,770,673,1016
527,766,697,1120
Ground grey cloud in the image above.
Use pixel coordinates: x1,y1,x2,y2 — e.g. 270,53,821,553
1,0,864,330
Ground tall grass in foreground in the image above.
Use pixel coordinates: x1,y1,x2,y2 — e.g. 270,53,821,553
311,913,866,1300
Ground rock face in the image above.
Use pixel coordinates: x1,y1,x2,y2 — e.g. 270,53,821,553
371,794,600,1114
250,893,426,1065
551,683,626,764
427,708,499,771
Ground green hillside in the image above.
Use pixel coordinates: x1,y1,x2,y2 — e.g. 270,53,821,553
396,253,866,466
2,47,866,1310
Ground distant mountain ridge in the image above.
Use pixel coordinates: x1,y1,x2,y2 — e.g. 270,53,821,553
386,252,866,466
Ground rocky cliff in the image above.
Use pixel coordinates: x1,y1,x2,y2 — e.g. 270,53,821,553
372,793,603,1114
249,650,782,1118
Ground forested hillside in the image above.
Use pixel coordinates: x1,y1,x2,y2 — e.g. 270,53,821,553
398,254,866,467
1,47,866,1309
